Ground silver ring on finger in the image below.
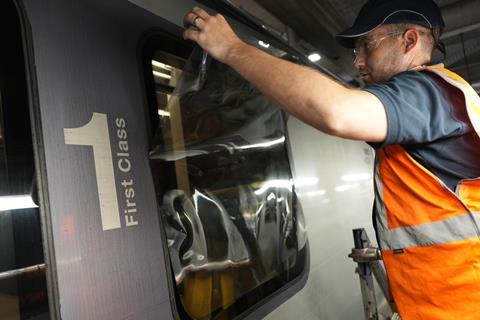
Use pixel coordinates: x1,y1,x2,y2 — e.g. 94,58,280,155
192,16,202,29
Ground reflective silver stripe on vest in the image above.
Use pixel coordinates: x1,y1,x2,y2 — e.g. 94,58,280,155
374,150,480,251
379,212,480,250
373,155,389,244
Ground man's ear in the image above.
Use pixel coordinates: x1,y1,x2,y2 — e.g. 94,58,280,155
403,29,419,53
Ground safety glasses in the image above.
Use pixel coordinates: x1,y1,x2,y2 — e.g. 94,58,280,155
353,31,404,60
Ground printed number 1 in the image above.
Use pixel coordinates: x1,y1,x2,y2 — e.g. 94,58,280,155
64,113,121,231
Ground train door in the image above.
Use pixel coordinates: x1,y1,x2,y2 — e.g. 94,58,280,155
12,0,310,319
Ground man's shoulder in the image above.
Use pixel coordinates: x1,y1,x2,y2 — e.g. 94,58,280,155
364,67,464,148
390,69,440,86
365,69,444,100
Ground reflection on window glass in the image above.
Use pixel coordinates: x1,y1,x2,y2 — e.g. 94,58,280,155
148,47,307,320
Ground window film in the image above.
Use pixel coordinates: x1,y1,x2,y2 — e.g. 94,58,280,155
148,47,307,319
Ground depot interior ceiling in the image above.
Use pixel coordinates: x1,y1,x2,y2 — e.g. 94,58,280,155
231,0,480,92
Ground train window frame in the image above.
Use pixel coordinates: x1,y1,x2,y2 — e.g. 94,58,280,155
0,0,51,319
140,26,309,320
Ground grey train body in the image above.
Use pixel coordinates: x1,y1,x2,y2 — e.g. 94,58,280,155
1,0,376,319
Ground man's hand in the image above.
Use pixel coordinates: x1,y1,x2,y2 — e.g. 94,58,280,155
183,7,244,63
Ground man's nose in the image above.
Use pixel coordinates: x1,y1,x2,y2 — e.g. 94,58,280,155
354,54,365,70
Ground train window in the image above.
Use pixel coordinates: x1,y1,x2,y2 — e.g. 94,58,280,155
0,1,50,319
144,35,307,319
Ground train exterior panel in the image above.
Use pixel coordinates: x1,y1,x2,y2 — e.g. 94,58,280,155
0,0,377,319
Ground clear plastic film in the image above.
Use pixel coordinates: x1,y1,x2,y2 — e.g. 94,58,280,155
149,47,307,320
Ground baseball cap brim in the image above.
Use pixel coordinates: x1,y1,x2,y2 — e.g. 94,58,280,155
336,24,381,48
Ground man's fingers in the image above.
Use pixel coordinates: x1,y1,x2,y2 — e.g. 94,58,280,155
183,28,200,42
183,11,207,30
192,16,206,29
183,12,196,28
192,6,210,20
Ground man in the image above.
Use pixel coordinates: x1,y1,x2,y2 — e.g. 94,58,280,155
183,0,480,319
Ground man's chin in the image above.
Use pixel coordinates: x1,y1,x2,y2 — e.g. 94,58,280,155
362,75,374,86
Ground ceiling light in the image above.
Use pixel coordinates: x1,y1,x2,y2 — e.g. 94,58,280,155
308,53,322,62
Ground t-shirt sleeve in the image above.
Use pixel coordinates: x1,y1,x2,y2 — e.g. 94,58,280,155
363,71,470,149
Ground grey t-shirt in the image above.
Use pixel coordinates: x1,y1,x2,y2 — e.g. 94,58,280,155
364,70,480,191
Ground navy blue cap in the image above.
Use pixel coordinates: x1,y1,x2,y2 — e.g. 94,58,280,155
336,0,445,48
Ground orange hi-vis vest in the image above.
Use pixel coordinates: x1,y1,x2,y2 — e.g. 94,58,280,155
374,65,480,320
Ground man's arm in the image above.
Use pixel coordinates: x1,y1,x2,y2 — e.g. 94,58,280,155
183,7,387,142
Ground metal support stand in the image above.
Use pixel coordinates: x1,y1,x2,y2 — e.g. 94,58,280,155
351,229,378,320
349,229,399,320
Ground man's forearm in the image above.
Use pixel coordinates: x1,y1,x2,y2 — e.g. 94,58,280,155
225,41,351,135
